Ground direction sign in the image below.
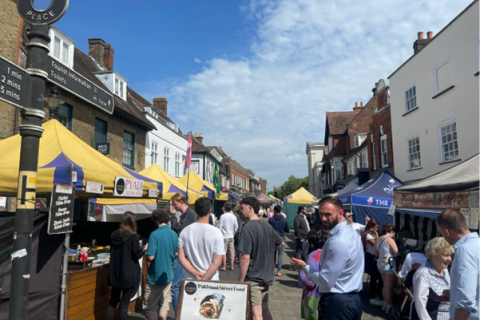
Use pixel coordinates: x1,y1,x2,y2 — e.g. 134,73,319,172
45,56,114,114
0,55,30,109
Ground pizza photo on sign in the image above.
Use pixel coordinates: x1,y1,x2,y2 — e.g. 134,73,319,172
454,192,468,208
413,194,424,206
400,194,414,206
443,192,456,206
421,194,433,207
432,193,444,206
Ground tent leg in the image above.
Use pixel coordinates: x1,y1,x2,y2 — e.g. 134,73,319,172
59,232,70,320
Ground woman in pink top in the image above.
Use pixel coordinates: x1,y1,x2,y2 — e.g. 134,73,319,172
298,225,328,320
267,206,274,219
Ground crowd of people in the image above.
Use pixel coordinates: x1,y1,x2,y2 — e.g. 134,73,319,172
103,193,479,320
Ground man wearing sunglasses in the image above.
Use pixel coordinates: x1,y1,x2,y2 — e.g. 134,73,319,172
345,212,370,236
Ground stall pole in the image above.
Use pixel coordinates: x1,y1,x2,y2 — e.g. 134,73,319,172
59,232,70,320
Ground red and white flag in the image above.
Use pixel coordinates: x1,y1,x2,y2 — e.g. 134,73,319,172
185,134,192,168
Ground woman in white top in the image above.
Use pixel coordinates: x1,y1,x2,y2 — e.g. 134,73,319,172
411,237,453,320
361,219,384,306
374,222,398,314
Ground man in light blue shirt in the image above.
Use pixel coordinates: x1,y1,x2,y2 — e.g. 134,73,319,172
291,196,364,320
436,209,479,320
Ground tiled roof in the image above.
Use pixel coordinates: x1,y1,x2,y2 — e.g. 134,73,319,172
127,87,184,135
74,48,155,130
326,111,359,135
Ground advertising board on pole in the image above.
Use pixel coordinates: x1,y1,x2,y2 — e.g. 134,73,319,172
114,177,144,197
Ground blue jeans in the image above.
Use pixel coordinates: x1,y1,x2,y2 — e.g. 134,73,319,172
276,236,285,271
171,257,184,314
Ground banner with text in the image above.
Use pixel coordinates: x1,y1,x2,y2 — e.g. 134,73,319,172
114,177,144,197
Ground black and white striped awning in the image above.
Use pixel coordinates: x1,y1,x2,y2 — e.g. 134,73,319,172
394,212,441,242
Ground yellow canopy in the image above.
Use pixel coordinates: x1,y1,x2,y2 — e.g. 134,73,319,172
0,119,160,197
178,171,228,201
268,194,282,202
284,187,318,204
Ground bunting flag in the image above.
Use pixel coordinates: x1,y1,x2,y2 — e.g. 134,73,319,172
185,134,192,168
214,160,221,198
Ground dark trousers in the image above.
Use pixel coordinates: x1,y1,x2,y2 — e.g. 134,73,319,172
295,238,308,261
319,292,362,320
104,286,137,320
365,252,383,299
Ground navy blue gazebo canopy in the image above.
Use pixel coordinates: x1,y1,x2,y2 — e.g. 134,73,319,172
337,169,404,227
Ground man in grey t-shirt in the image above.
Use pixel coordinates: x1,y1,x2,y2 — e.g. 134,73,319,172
238,197,283,320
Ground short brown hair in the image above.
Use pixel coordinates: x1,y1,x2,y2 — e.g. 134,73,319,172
381,222,395,235
241,197,260,214
171,192,186,204
436,209,468,234
318,196,343,210
151,208,171,225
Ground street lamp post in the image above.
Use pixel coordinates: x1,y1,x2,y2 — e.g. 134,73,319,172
9,1,68,319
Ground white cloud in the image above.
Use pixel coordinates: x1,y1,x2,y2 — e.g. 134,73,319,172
194,58,202,63
164,0,472,188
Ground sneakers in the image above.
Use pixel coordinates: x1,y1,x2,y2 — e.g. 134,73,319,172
370,297,384,306
385,305,393,315
382,304,387,312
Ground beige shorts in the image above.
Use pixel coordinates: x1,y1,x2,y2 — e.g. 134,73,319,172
249,281,269,306
143,281,172,315
224,238,235,254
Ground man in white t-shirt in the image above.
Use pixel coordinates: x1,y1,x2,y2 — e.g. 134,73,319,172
346,212,370,236
219,203,238,271
178,197,225,281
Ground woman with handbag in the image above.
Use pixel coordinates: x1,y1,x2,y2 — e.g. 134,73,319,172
105,211,147,320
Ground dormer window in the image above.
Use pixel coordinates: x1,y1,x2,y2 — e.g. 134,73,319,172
167,122,179,133
49,27,75,68
113,74,126,100
354,133,367,148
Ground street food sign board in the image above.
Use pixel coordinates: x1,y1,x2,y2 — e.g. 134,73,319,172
0,55,30,109
114,177,144,197
177,280,250,320
48,184,75,235
157,199,170,210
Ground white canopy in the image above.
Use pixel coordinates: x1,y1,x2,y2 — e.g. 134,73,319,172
395,154,479,192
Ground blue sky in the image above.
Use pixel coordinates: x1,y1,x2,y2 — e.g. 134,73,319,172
50,0,473,189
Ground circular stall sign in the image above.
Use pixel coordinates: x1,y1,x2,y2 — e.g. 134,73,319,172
17,0,69,25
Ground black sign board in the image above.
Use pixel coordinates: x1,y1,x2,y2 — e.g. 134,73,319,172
0,55,30,109
95,142,110,155
17,0,68,25
157,199,170,210
48,184,75,235
45,56,114,114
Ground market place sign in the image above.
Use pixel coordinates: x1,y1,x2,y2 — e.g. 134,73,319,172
114,177,144,197
0,56,30,109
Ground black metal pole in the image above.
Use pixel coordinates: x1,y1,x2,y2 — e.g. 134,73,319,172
8,24,50,320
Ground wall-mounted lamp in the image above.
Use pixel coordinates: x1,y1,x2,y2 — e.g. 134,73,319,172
45,86,64,119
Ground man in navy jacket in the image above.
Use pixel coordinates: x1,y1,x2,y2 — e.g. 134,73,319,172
268,205,290,276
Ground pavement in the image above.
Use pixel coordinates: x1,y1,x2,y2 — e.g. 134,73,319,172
130,233,392,320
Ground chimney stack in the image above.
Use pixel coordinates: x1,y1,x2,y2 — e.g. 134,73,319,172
353,102,363,111
88,38,114,70
153,98,168,115
194,133,203,145
413,31,433,54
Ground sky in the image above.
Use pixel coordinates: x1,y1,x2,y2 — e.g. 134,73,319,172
49,0,474,189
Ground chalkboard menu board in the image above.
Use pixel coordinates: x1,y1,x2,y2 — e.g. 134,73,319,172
157,199,170,210
48,184,75,235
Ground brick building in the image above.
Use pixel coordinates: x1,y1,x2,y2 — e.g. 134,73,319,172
229,159,250,198
0,0,24,141
343,92,378,186
323,109,361,192
367,79,395,179
259,179,267,195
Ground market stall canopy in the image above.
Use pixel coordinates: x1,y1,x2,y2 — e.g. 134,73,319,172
257,193,274,205
337,169,404,208
394,154,479,192
178,171,228,201
330,182,358,197
0,120,161,197
284,187,318,204
268,194,283,203
140,164,204,203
